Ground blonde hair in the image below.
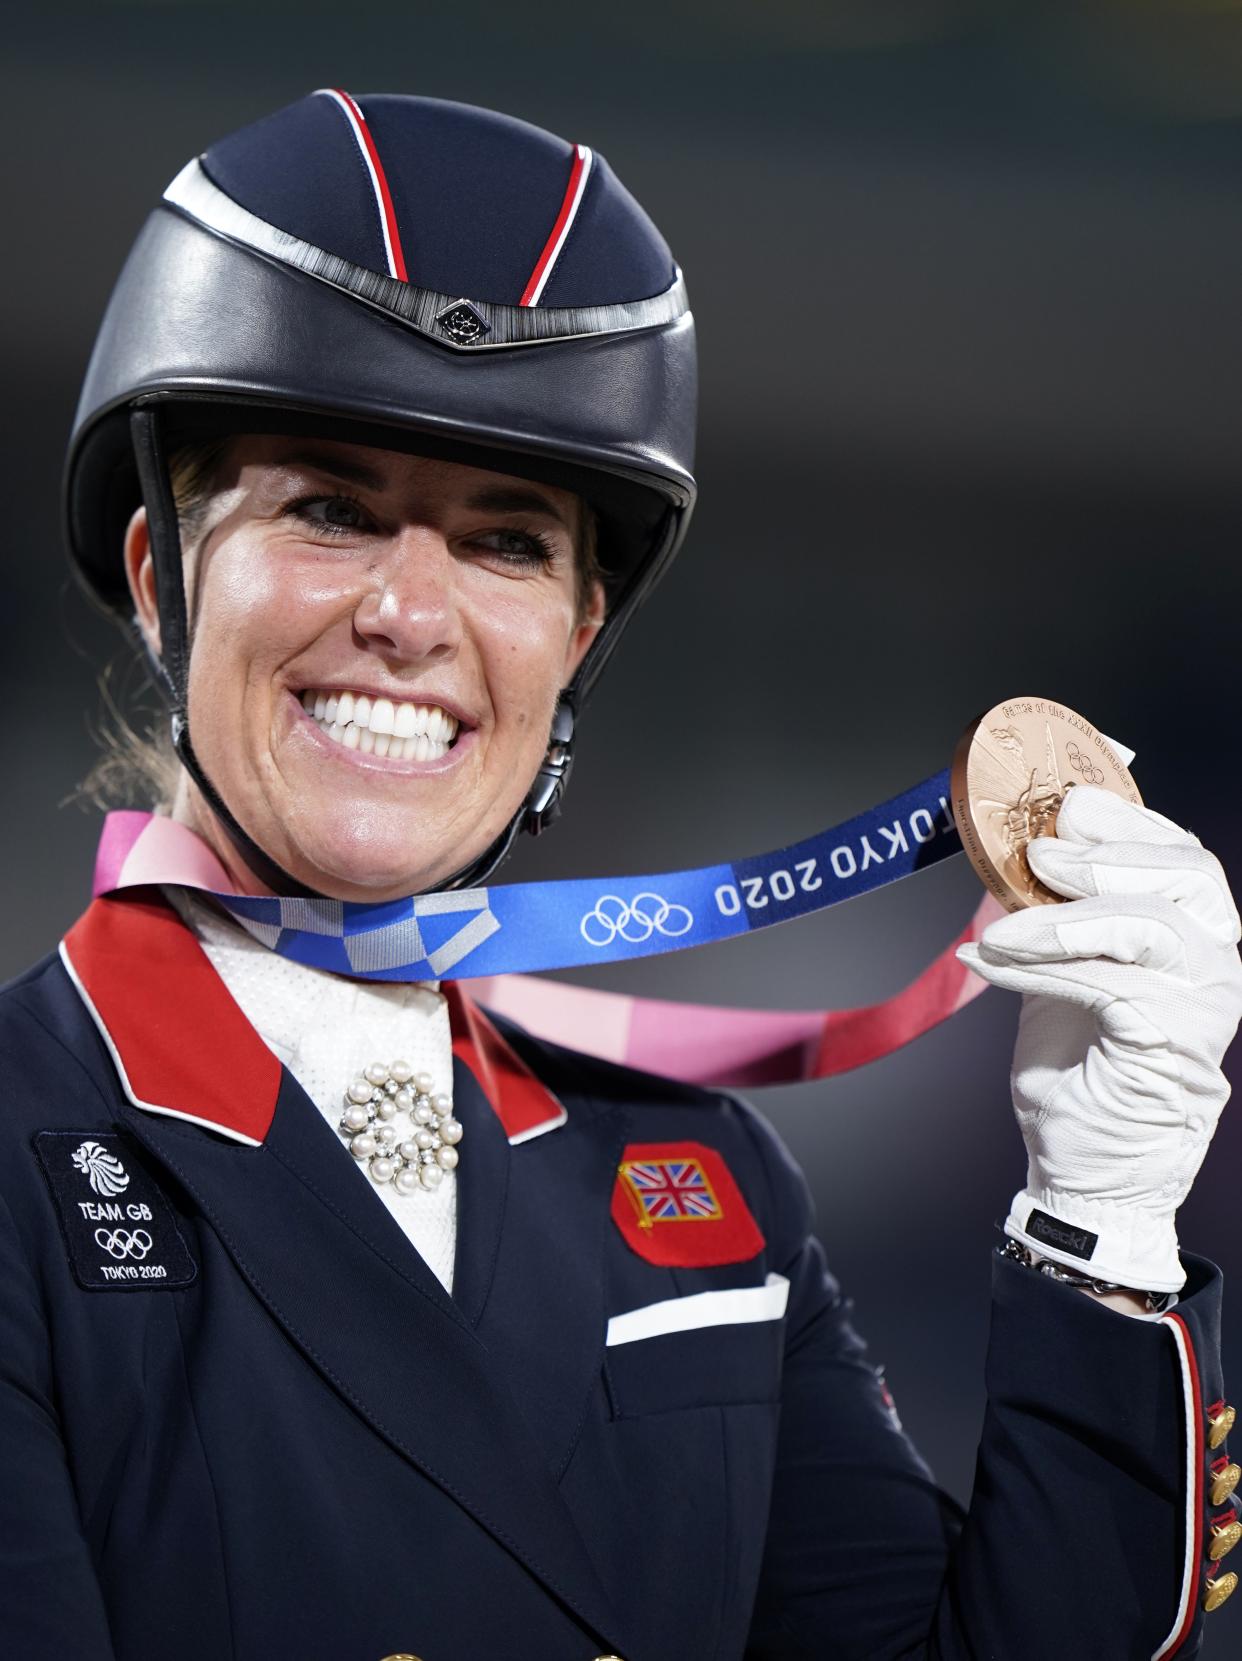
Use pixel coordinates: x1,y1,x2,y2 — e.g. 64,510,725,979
77,663,180,812
78,444,225,811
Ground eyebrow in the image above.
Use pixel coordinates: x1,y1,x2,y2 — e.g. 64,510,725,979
274,450,569,527
276,449,389,492
463,486,569,528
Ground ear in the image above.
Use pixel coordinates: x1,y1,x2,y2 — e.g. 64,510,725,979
564,579,606,682
122,505,161,657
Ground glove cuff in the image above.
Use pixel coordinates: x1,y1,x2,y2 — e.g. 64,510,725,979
1004,1190,1186,1294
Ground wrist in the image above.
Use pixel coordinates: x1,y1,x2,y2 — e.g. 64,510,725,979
1005,1188,1186,1295
1075,1284,1161,1320
997,1238,1176,1317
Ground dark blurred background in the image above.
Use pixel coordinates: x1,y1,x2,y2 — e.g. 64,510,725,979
6,0,1242,1644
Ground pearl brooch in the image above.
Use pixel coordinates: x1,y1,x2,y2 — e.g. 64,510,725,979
338,1061,461,1193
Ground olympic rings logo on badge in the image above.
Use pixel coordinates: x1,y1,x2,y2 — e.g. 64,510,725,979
1065,741,1106,787
580,892,695,948
94,1227,154,1261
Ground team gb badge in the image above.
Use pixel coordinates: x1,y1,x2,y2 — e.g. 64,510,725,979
71,1140,131,1197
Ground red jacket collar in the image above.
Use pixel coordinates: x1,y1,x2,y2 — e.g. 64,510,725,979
61,893,566,1147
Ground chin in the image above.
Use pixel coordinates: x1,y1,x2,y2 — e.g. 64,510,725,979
274,808,501,901
285,839,460,902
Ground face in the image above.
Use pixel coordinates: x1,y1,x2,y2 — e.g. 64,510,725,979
125,435,604,900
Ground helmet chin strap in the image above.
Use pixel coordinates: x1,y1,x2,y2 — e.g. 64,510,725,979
128,406,574,901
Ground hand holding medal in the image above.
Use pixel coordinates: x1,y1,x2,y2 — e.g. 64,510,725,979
949,695,1142,911
952,697,1242,1295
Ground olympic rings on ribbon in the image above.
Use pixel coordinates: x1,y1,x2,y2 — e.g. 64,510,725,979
94,1227,154,1260
580,892,695,948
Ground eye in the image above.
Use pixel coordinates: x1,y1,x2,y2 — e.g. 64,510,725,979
287,494,373,535
470,527,558,569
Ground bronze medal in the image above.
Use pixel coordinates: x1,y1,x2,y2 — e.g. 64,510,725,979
950,696,1142,912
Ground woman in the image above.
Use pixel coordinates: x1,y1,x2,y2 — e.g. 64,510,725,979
3,90,1240,1659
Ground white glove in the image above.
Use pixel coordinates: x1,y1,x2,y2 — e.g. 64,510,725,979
956,784,1242,1294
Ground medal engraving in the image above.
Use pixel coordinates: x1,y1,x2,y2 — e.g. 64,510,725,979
950,696,1142,911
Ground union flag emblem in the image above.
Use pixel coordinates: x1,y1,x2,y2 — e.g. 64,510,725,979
619,1157,722,1226
610,1140,765,1267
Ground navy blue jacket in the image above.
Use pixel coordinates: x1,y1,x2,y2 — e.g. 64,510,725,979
0,892,1235,1659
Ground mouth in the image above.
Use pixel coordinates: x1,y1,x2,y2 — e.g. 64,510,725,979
299,688,462,762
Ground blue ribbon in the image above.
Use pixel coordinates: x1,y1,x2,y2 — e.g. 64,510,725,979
215,768,960,980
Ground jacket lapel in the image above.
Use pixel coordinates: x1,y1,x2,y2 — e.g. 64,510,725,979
450,1045,628,1473
62,895,628,1655
444,984,625,1471
447,1051,512,1327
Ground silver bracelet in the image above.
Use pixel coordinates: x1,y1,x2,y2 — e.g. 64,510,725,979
997,1238,1173,1314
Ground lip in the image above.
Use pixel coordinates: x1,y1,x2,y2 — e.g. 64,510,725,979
291,682,477,733
287,690,477,776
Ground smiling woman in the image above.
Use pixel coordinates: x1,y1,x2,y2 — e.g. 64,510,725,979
3,87,1240,1661
122,435,605,898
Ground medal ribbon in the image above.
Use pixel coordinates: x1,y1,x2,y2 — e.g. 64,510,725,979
98,769,961,978
91,766,1000,1087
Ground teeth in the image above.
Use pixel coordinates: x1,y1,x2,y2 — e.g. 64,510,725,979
302,689,459,762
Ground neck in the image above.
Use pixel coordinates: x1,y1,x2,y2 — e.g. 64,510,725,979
167,759,523,904
170,774,276,898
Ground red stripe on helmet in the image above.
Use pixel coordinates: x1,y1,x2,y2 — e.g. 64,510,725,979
520,144,592,307
318,87,409,283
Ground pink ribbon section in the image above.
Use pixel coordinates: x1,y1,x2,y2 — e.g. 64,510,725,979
94,809,236,895
460,895,998,1087
92,811,997,1089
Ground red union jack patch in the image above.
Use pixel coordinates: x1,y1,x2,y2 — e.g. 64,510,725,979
624,1154,721,1223
611,1141,765,1267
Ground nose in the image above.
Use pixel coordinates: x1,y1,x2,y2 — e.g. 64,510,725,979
351,529,463,663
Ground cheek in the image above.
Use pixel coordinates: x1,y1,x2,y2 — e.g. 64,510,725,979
202,546,302,629
193,546,349,678
475,586,579,714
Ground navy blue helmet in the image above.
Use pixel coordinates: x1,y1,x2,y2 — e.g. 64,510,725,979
65,91,697,889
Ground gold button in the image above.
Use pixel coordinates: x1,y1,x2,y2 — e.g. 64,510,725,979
380,1654,422,1660
1211,1464,1241,1507
1210,1520,1242,1562
1204,1571,1238,1613
1210,1404,1237,1451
